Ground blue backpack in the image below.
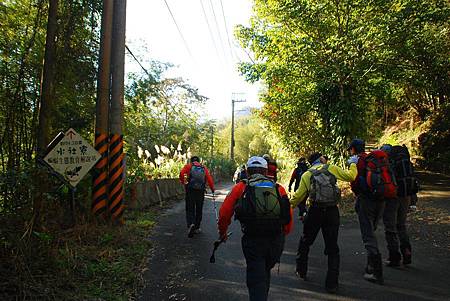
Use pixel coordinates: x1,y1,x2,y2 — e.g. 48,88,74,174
188,165,206,190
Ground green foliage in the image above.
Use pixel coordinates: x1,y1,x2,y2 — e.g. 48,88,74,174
235,0,450,159
1,209,157,300
215,114,272,165
417,106,450,173
123,57,220,182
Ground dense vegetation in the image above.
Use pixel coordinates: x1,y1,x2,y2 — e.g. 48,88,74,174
0,1,229,299
235,0,449,163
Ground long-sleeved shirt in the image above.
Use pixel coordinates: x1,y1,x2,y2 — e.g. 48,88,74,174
267,161,277,181
218,176,293,237
290,163,357,208
350,152,367,194
179,162,215,191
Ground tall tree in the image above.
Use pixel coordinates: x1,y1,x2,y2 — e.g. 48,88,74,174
34,0,59,226
236,0,449,158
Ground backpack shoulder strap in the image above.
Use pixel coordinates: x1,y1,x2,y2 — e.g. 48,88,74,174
275,183,282,200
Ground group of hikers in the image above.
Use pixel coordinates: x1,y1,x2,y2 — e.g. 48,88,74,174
179,139,419,300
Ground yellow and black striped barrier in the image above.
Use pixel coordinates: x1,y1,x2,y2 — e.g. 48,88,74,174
108,134,124,221
92,132,108,216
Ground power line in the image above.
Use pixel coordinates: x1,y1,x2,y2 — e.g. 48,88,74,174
162,0,196,63
199,0,222,65
208,0,228,64
125,45,198,126
219,0,236,62
125,45,153,79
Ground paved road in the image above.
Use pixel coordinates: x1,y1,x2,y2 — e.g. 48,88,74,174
139,184,450,301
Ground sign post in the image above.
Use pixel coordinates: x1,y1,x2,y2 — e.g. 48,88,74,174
44,128,101,187
44,129,101,224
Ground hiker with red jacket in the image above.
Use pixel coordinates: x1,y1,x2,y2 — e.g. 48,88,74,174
218,156,293,301
348,138,394,284
263,154,278,182
179,156,215,238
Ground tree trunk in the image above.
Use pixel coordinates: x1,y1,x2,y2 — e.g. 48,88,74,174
34,0,59,228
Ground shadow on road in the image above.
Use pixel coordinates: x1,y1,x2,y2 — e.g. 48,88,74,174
139,180,450,301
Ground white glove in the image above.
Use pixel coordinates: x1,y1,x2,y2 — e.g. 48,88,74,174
347,155,359,165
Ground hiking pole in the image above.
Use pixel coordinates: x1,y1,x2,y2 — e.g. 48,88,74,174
212,192,218,222
210,232,232,263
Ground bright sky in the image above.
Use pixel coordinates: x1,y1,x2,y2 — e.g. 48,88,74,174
126,0,261,121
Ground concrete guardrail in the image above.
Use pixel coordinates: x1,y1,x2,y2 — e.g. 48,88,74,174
128,178,185,209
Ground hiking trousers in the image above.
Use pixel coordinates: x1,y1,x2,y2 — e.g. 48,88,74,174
355,194,385,255
383,196,412,256
185,188,205,229
296,206,340,278
241,233,285,301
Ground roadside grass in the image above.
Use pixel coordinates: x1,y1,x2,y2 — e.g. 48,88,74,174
0,209,157,301
337,183,358,220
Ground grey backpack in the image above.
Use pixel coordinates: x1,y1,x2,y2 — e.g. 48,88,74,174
309,165,341,207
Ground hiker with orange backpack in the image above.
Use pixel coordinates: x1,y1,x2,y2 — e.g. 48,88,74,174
179,156,215,238
380,144,418,267
263,154,278,182
348,138,396,284
218,156,293,301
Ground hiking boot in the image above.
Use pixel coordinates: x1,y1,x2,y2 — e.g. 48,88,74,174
325,254,339,294
187,224,195,238
296,253,308,280
295,270,307,280
386,251,401,267
364,254,384,285
401,247,412,265
409,205,417,212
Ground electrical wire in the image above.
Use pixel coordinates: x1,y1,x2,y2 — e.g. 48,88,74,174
208,0,228,64
219,0,236,62
199,0,222,65
162,0,196,63
125,45,198,126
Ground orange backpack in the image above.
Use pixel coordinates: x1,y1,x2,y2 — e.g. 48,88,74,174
365,150,397,199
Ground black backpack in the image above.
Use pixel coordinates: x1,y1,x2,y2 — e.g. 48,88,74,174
389,145,419,197
234,177,290,235
188,164,206,190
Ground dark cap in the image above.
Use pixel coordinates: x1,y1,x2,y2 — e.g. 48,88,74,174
379,144,392,153
308,152,322,165
190,156,200,163
347,139,365,153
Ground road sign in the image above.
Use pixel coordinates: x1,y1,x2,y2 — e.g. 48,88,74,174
44,128,101,187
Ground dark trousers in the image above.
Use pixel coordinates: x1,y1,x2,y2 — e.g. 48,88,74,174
410,193,418,206
185,188,205,228
298,203,307,217
355,194,385,255
296,206,340,277
242,234,285,301
383,196,411,257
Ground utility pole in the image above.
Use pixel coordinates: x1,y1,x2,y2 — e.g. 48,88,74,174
109,0,127,222
230,93,246,162
92,0,113,217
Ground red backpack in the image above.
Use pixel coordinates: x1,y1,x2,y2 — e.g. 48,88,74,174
365,150,397,199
